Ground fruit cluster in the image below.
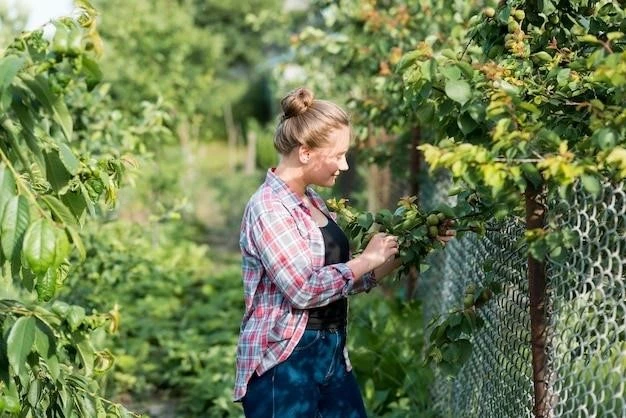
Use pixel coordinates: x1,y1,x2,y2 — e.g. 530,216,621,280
327,196,456,278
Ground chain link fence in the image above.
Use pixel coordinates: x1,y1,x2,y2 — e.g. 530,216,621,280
417,178,626,418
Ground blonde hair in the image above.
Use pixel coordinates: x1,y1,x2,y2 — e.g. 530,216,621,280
274,87,350,155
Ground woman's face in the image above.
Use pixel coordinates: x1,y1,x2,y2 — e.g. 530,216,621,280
304,125,351,187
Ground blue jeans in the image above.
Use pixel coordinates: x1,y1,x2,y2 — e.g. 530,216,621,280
242,329,367,418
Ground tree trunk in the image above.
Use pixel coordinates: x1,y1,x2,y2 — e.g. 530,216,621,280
245,130,257,174
526,183,550,418
224,103,237,171
366,127,392,212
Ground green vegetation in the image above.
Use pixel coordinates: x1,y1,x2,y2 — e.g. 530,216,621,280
0,0,624,416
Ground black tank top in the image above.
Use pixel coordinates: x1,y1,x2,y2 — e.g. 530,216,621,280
306,214,349,330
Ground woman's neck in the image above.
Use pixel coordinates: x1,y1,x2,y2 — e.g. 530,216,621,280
274,162,307,197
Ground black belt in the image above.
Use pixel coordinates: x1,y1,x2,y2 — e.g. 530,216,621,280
305,318,346,331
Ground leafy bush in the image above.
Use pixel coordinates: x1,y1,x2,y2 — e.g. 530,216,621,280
349,295,435,417
63,221,244,417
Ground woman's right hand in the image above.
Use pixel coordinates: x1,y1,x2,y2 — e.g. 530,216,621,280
360,232,399,270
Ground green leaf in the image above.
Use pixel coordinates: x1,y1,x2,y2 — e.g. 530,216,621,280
7,316,36,375
521,163,543,188
76,339,95,375
445,80,471,105
12,101,46,171
497,5,511,24
27,377,41,407
44,354,60,381
457,112,478,134
66,225,86,261
0,55,25,94
33,319,54,358
556,69,571,86
41,195,79,228
44,151,72,191
80,56,103,90
0,164,16,223
581,174,601,198
541,0,557,15
23,219,57,275
58,143,80,175
67,306,86,331
1,195,30,260
22,75,73,142
60,190,87,221
440,66,461,81
456,62,474,80
591,128,617,150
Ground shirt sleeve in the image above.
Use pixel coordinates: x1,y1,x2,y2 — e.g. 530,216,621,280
349,270,377,294
250,206,362,309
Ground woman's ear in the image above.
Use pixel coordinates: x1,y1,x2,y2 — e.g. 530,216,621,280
298,145,311,164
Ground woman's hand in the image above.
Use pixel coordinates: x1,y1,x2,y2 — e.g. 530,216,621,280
360,232,399,270
436,228,456,244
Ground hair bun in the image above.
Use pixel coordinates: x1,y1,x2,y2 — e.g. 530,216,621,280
280,87,314,120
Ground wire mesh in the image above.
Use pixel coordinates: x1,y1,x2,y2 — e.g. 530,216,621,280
417,178,626,418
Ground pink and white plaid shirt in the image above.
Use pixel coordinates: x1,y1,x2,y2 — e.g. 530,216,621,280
233,169,376,401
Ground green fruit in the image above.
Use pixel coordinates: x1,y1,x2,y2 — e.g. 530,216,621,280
466,283,476,294
514,10,525,21
532,51,552,63
508,20,519,32
463,294,475,308
428,225,439,238
483,7,495,18
437,212,446,222
426,214,439,226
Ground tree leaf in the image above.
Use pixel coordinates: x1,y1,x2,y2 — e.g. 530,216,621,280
66,225,86,261
44,151,72,191
13,101,46,171
0,164,16,223
33,319,54,358
76,339,95,375
23,219,57,275
0,55,24,94
521,163,543,188
67,306,86,331
80,56,103,90
60,189,87,221
41,195,79,228
457,112,478,134
581,174,601,198
21,75,73,142
445,80,471,105
1,195,30,260
7,316,36,376
58,143,80,175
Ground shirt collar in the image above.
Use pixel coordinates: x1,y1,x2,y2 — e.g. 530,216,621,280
265,168,316,212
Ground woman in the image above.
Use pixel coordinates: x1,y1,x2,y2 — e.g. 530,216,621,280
234,87,403,418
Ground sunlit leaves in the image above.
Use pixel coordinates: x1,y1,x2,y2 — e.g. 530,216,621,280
445,80,472,105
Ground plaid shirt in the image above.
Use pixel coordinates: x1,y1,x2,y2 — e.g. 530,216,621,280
233,169,376,401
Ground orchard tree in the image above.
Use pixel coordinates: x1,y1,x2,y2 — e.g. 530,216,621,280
0,2,169,415
325,0,625,415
